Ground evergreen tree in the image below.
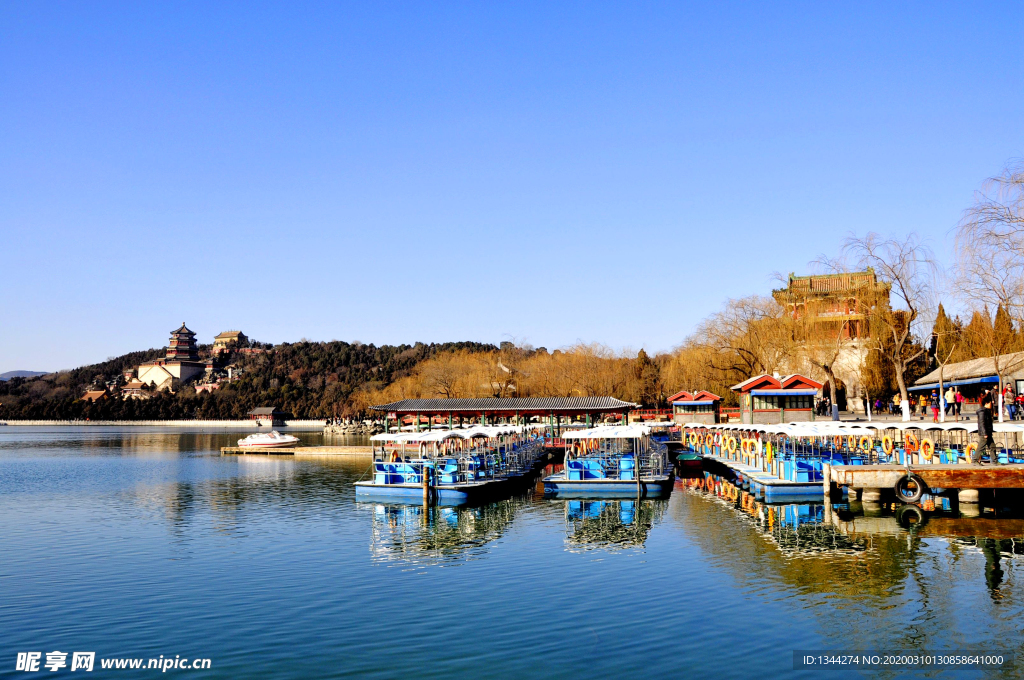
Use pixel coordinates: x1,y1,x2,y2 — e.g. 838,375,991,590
931,303,960,365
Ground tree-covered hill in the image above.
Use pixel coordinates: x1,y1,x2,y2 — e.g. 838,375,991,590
0,340,496,420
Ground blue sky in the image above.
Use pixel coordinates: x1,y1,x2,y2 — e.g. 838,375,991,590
2,2,1022,372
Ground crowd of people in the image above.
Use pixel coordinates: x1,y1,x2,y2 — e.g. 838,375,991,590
864,383,1024,423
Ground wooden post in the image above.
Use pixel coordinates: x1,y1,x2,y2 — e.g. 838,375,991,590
422,461,432,505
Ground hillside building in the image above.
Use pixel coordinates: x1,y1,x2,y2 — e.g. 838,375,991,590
138,323,205,391
772,270,890,412
213,330,247,354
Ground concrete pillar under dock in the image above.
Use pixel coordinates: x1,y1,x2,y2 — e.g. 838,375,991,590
958,488,981,517
861,488,883,503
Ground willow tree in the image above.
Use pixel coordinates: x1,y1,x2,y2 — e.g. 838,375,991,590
955,162,1024,419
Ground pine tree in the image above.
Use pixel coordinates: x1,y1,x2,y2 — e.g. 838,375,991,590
931,303,960,365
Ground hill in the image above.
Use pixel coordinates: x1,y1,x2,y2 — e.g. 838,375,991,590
0,340,496,421
0,370,48,380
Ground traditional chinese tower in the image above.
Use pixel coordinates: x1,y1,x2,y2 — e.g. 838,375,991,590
166,322,199,361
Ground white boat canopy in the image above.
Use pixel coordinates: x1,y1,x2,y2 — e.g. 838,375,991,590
562,424,652,439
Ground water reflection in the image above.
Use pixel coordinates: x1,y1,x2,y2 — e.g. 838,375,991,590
561,499,666,552
365,495,530,566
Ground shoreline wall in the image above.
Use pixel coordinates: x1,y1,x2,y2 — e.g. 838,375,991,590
0,419,327,429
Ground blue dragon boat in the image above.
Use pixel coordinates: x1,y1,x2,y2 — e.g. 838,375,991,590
542,424,673,497
355,426,544,505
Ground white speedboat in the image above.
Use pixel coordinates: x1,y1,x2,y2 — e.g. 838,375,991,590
237,431,300,448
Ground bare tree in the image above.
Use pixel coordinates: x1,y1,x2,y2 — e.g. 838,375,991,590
836,233,936,421
955,160,1024,319
955,161,1024,420
697,295,797,378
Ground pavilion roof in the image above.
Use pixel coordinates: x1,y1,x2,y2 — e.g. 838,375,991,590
370,397,639,414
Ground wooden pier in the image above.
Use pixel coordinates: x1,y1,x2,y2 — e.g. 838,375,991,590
221,446,372,456
825,463,1024,494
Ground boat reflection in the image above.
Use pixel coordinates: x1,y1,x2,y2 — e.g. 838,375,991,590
366,495,528,565
561,499,666,552
676,474,869,555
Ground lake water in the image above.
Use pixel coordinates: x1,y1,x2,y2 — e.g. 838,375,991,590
1,428,1022,679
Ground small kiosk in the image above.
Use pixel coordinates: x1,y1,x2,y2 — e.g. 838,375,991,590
731,374,822,424
669,390,722,425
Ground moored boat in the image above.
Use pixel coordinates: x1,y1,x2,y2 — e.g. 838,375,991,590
237,430,300,448
542,424,673,497
355,426,545,505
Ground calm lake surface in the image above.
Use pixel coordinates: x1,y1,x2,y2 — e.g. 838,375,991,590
2,427,1023,679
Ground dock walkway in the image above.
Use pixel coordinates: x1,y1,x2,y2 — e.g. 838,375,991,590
221,446,372,456
704,454,822,502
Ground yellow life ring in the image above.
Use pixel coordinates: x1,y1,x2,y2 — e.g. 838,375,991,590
859,435,873,451
765,441,774,463
881,435,894,454
920,438,935,461
726,436,737,454
846,435,856,450
965,443,977,462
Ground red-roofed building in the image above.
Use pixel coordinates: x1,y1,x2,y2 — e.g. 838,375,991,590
731,374,823,424
669,389,722,425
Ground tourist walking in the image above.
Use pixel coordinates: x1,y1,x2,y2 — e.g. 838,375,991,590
944,386,955,416
974,391,998,464
1002,383,1016,421
954,387,963,420
930,390,940,423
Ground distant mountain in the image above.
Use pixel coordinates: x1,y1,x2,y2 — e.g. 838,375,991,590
0,370,48,381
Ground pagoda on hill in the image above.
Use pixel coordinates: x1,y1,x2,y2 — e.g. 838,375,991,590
137,322,206,391
166,322,199,361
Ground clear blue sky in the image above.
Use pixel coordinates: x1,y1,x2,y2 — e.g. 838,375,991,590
2,2,1022,373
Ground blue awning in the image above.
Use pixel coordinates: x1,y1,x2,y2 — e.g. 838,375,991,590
910,375,999,391
672,400,714,406
750,389,818,396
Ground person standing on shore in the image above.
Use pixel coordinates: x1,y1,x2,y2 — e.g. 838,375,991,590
974,391,997,465
1003,383,1016,421
955,387,963,420
944,386,955,416
930,390,940,423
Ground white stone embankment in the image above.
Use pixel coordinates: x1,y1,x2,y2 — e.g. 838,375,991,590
0,419,326,429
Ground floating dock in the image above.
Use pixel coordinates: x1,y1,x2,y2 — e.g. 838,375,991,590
704,454,823,502
221,446,372,456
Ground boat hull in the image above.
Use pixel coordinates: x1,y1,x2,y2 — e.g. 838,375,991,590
355,471,538,505
542,475,673,498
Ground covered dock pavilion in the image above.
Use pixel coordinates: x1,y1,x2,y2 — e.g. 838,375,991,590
370,397,640,435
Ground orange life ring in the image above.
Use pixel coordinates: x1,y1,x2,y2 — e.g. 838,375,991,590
833,436,843,448
859,435,873,451
905,432,919,452
920,438,935,461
